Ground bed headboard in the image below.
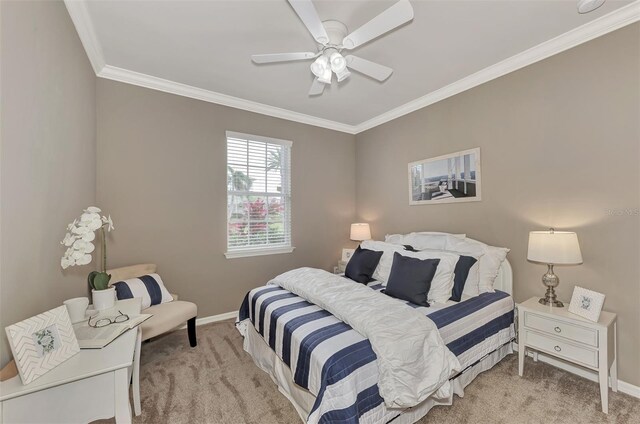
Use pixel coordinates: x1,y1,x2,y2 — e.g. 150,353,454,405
493,258,513,295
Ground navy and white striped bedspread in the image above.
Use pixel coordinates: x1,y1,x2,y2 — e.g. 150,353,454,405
238,282,514,424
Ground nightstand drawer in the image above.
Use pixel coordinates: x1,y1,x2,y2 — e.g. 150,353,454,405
524,312,598,347
524,330,598,368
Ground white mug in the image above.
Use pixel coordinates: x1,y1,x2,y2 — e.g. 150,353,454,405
64,297,90,324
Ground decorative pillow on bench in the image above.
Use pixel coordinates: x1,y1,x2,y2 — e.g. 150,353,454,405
113,273,174,309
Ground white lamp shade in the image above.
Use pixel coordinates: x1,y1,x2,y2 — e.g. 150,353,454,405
527,231,583,265
350,223,371,241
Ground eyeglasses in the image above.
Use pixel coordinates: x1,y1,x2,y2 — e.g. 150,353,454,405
88,310,130,328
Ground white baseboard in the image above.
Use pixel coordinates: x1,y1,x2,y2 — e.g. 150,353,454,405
179,311,237,330
513,342,640,399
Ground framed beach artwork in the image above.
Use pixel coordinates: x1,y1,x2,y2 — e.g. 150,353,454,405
5,305,80,384
408,148,481,205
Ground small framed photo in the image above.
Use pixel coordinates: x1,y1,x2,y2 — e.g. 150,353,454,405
341,248,356,263
5,305,80,384
568,286,605,322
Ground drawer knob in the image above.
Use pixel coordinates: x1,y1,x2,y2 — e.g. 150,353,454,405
554,345,562,352
554,326,562,333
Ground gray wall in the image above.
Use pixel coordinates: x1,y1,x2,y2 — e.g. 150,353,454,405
0,1,97,367
355,24,640,386
96,79,356,320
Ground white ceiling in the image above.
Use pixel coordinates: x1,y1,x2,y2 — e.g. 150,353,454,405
73,0,635,130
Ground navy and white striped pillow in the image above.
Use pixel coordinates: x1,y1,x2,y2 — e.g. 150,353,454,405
113,273,174,309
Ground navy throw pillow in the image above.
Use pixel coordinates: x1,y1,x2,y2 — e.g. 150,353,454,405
384,252,440,307
345,246,384,284
449,255,478,302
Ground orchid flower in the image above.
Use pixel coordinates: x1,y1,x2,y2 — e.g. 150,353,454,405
61,206,114,272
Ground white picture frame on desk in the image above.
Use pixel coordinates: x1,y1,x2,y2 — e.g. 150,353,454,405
568,286,605,322
5,305,80,384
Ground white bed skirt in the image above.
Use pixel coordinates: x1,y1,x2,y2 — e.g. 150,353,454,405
243,323,514,424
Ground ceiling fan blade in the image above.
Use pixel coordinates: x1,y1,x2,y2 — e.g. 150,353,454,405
288,0,330,45
342,0,414,50
252,52,318,64
308,78,325,96
345,55,393,82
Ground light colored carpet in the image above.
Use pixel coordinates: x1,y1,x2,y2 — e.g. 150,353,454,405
100,320,639,424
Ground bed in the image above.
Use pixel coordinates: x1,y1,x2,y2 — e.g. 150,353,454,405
236,237,515,424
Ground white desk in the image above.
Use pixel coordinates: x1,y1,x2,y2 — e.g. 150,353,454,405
0,328,138,423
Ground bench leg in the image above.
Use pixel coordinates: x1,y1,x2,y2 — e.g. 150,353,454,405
187,317,197,347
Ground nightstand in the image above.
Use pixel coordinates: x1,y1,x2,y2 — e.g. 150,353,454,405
517,297,617,413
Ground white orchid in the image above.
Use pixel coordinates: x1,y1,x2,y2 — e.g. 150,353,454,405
60,206,114,271
67,219,78,231
72,225,88,235
81,231,95,242
62,233,76,247
102,215,114,232
76,254,92,265
87,217,103,231
61,257,73,269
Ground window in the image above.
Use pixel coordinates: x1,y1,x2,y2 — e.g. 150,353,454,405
225,131,293,258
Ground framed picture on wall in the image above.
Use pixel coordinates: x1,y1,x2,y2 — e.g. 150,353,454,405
408,148,481,205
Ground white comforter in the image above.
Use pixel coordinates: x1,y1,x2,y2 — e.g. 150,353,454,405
268,267,461,408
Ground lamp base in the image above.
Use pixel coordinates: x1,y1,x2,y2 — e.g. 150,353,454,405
539,295,564,308
539,264,564,307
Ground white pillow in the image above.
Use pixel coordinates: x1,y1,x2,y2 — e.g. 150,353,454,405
445,238,510,293
395,250,460,304
384,234,407,245
385,232,466,250
462,258,481,297
360,240,406,284
415,248,482,298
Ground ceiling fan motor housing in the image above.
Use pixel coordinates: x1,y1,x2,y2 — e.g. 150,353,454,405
321,20,349,47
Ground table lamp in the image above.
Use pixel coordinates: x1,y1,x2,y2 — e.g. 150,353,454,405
527,229,582,307
350,223,371,242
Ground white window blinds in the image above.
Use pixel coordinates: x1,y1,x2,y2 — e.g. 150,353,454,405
226,131,292,257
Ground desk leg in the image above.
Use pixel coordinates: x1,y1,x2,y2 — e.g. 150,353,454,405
115,368,132,424
133,328,142,416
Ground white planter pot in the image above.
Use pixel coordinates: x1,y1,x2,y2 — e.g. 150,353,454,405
92,287,116,311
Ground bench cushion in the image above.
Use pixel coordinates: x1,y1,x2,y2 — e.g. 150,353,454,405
141,300,197,341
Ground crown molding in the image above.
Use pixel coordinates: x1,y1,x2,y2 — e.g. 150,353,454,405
66,0,639,135
64,0,105,74
352,1,640,133
98,65,357,134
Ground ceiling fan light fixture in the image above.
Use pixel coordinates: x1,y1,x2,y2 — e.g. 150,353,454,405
310,55,329,78
329,52,347,73
577,0,606,14
318,68,332,84
335,68,351,82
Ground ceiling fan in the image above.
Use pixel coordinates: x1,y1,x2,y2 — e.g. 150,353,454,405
251,0,414,96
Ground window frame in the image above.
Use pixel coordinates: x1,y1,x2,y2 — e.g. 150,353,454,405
224,131,294,259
